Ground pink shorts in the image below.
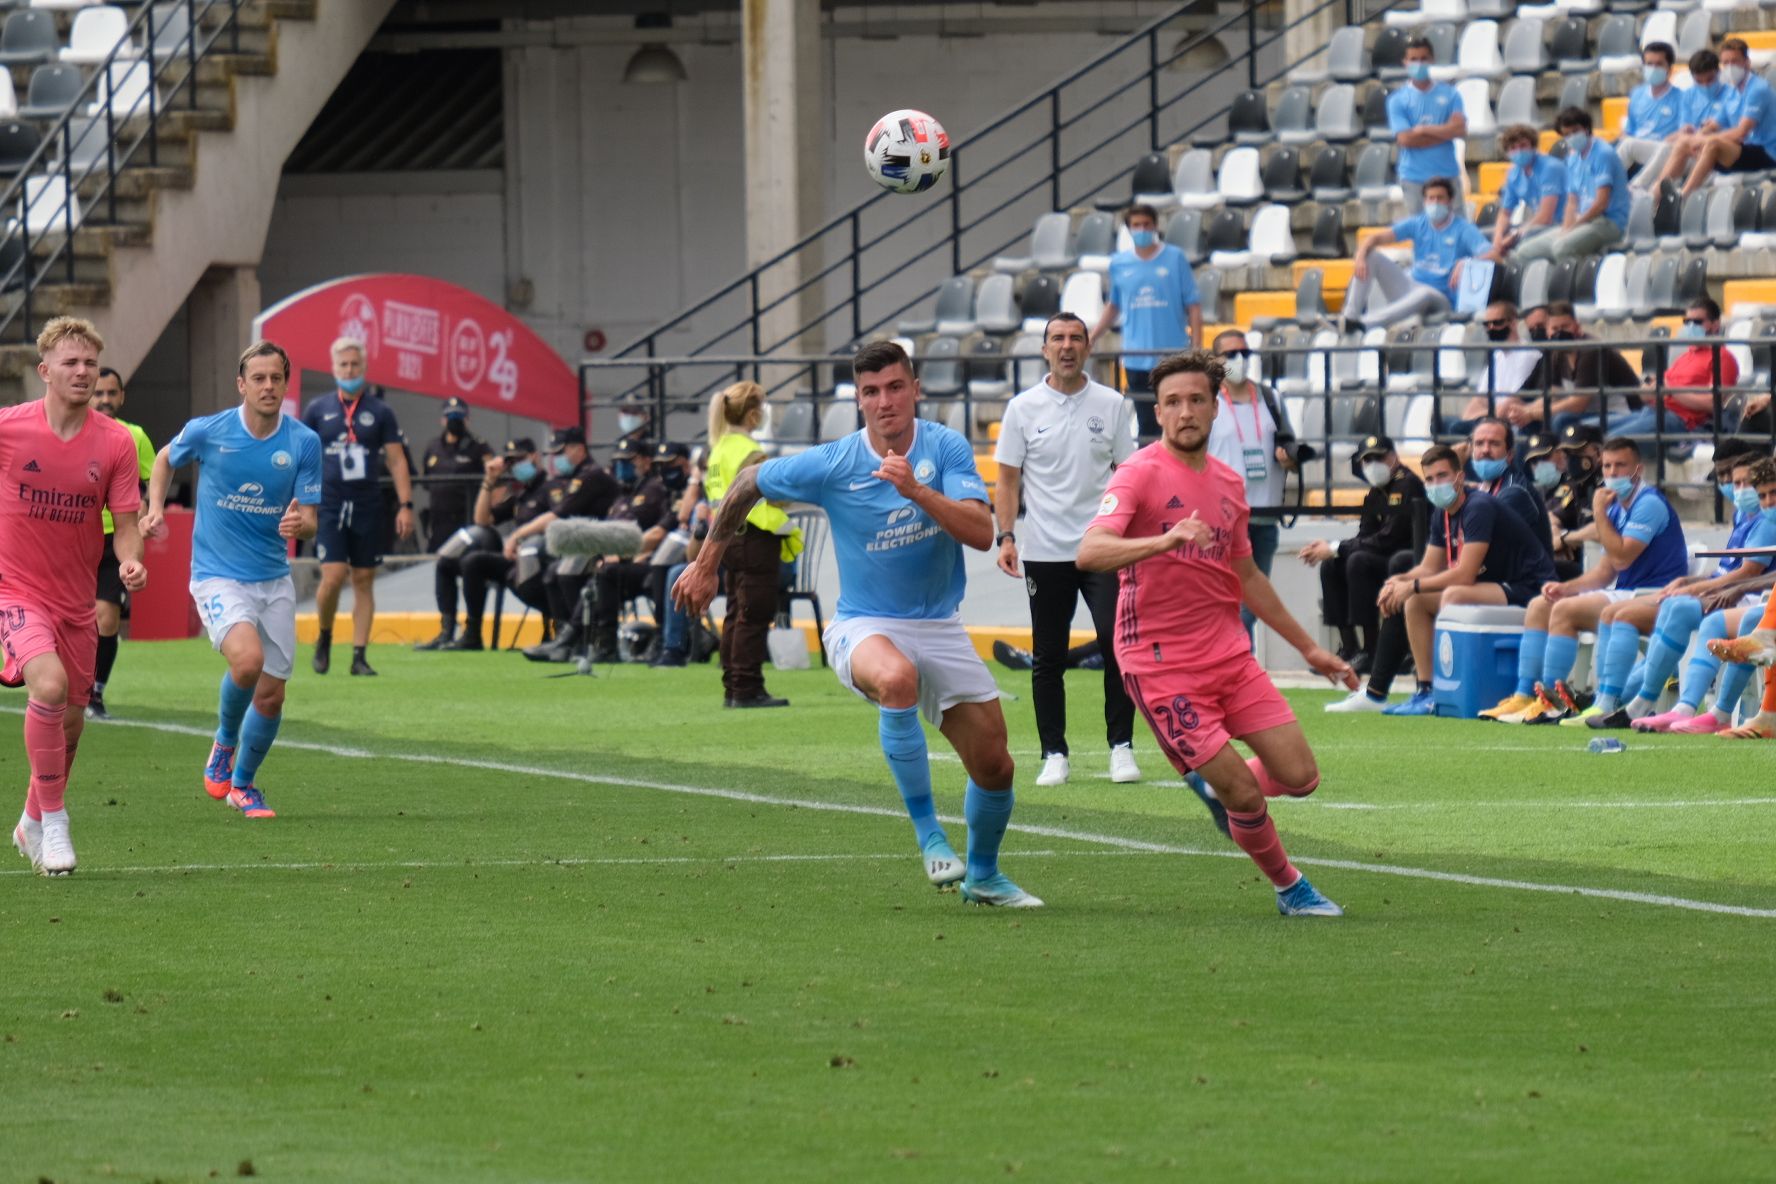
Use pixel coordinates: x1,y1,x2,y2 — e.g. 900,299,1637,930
1122,654,1296,775
0,599,97,707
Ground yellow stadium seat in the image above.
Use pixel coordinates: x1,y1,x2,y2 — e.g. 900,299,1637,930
975,454,999,488
1234,290,1296,326
1724,280,1776,317
1304,488,1371,508
1292,258,1353,314
1538,129,1560,153
1202,322,1241,346
986,421,1001,442
1740,31,1776,53
1478,161,1510,195
1602,97,1627,140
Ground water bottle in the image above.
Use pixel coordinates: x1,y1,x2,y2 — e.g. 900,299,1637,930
1587,737,1626,755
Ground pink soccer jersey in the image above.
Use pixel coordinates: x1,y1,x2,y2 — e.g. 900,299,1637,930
1087,442,1253,678
0,400,141,622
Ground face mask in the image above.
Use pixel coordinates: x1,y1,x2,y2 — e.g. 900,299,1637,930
444,416,466,436
1362,460,1392,488
1423,202,1449,225
617,413,644,434
337,376,366,395
1644,65,1668,87
1552,329,1577,341
612,459,636,485
1528,325,1549,342
661,466,688,493
1679,321,1707,339
1565,132,1590,156
511,460,538,483
1735,486,1761,516
1533,461,1560,489
1761,505,1776,526
1508,148,1535,169
1222,356,1248,385
1719,481,1739,503
1472,457,1507,481
1406,62,1430,83
1724,65,1747,88
1129,229,1156,249
553,454,576,477
1485,325,1511,343
1605,475,1636,499
1426,481,1458,510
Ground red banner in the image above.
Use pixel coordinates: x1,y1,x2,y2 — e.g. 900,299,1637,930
253,274,578,427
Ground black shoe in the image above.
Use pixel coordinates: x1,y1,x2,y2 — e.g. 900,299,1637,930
350,656,378,677
587,639,619,665
414,629,455,651
1077,651,1104,671
84,692,108,721
1350,650,1374,678
992,640,1033,671
649,649,688,668
312,641,331,675
1585,707,1632,730
725,693,790,709
441,632,485,652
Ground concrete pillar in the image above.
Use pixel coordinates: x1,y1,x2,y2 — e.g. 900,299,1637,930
1284,0,1340,83
742,0,826,362
186,265,261,416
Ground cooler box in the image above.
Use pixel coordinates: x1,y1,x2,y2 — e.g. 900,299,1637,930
1431,604,1526,719
132,507,201,640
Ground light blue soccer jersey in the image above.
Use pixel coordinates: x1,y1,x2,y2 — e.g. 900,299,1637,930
755,420,986,622
168,406,324,582
1386,81,1463,183
1500,154,1567,223
1624,83,1682,140
1564,138,1631,231
1108,244,1199,374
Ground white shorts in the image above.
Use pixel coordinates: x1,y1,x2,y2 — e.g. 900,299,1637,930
1598,588,1654,605
824,614,1001,726
191,576,298,681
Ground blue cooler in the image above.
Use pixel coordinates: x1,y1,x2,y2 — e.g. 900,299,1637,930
1432,604,1527,719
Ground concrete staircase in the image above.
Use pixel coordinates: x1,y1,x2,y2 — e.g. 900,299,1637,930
0,0,396,401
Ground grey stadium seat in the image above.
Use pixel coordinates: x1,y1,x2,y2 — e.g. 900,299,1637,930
18,64,82,119
919,336,964,397
1273,86,1314,145
1164,207,1204,263
1503,18,1547,75
1353,142,1395,202
1305,204,1345,259
1316,84,1362,143
1263,147,1306,203
1309,145,1351,203
1129,152,1172,205
1328,25,1372,83
1228,90,1271,145
974,273,1019,335
1494,75,1539,129
0,10,56,66
1551,17,1593,73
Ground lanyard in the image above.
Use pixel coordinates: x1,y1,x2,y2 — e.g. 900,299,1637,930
1224,387,1263,445
338,392,362,445
1443,508,1459,569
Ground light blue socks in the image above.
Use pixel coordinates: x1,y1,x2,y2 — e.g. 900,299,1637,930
216,671,252,746
233,706,282,789
963,779,1013,882
879,706,944,850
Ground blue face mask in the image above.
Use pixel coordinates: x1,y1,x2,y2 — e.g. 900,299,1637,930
1426,481,1458,509
1721,481,1740,503
1472,457,1507,481
1508,149,1535,169
1644,66,1668,88
1406,62,1430,83
511,460,538,483
553,454,575,477
1423,201,1450,225
1735,486,1761,516
1566,132,1591,156
337,376,366,395
1129,229,1156,249
1605,475,1636,499
1761,504,1776,526
1679,321,1706,339
1533,461,1560,489
612,459,637,485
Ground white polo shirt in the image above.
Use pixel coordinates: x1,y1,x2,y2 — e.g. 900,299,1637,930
994,375,1137,562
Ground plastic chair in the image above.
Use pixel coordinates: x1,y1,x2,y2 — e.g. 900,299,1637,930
783,509,829,666
1262,147,1305,203
1164,207,1204,263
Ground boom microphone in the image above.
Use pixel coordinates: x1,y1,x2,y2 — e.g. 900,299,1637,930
545,517,644,559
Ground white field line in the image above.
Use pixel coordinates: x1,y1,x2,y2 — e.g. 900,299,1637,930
12,710,1776,919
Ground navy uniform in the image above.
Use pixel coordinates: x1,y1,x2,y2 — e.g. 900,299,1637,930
425,437,543,651
1319,434,1425,670
301,383,405,568
1547,423,1602,582
583,439,675,660
422,397,494,549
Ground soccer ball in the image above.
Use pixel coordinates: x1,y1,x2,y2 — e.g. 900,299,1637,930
864,109,950,194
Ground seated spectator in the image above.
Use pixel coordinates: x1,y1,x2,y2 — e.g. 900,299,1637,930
1517,108,1629,262
1298,433,1424,677
582,439,679,664
1491,125,1567,256
1657,38,1776,200
1325,443,1555,715
1616,41,1684,182
1443,300,1548,437
420,436,541,651
1464,415,1555,557
1613,297,1740,438
1636,49,1730,193
1593,453,1776,730
1523,302,1551,343
1485,436,1688,723
1386,36,1467,215
1545,422,1604,581
1344,176,1490,329
653,446,711,668
1542,302,1642,434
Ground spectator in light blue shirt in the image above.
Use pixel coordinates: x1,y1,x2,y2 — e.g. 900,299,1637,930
1384,36,1466,215
1645,48,1738,193
1491,123,1567,256
1618,42,1684,184
1089,203,1201,442
1660,38,1776,199
1343,177,1492,330
1518,108,1628,263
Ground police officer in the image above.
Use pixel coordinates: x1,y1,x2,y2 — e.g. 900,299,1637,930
302,336,415,676
1546,422,1604,581
423,438,543,651
422,397,492,550
1299,434,1426,676
577,439,676,663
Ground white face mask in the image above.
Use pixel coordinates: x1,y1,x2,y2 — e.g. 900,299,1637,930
1222,357,1248,386
1361,460,1392,488
1724,64,1748,87
617,412,644,434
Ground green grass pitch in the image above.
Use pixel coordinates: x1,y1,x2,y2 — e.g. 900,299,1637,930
2,642,1773,1182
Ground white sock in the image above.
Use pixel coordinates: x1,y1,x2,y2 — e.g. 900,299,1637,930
1594,693,1619,714
1624,697,1656,720
1711,704,1734,723
40,808,67,824
1667,703,1696,720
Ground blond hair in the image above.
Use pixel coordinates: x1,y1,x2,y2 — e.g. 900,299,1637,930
37,316,104,360
330,335,366,360
707,381,765,444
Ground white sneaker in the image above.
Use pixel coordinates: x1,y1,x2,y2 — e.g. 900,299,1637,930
38,809,74,876
1034,753,1070,787
13,813,42,872
1324,689,1387,713
1108,744,1141,783
922,835,965,888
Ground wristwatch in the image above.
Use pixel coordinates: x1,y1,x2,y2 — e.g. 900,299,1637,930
996,531,1016,546
400,500,415,509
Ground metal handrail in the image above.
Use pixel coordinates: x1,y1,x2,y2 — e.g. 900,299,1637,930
0,0,245,344
600,0,1408,421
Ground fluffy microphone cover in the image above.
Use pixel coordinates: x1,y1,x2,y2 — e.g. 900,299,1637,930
545,517,645,558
